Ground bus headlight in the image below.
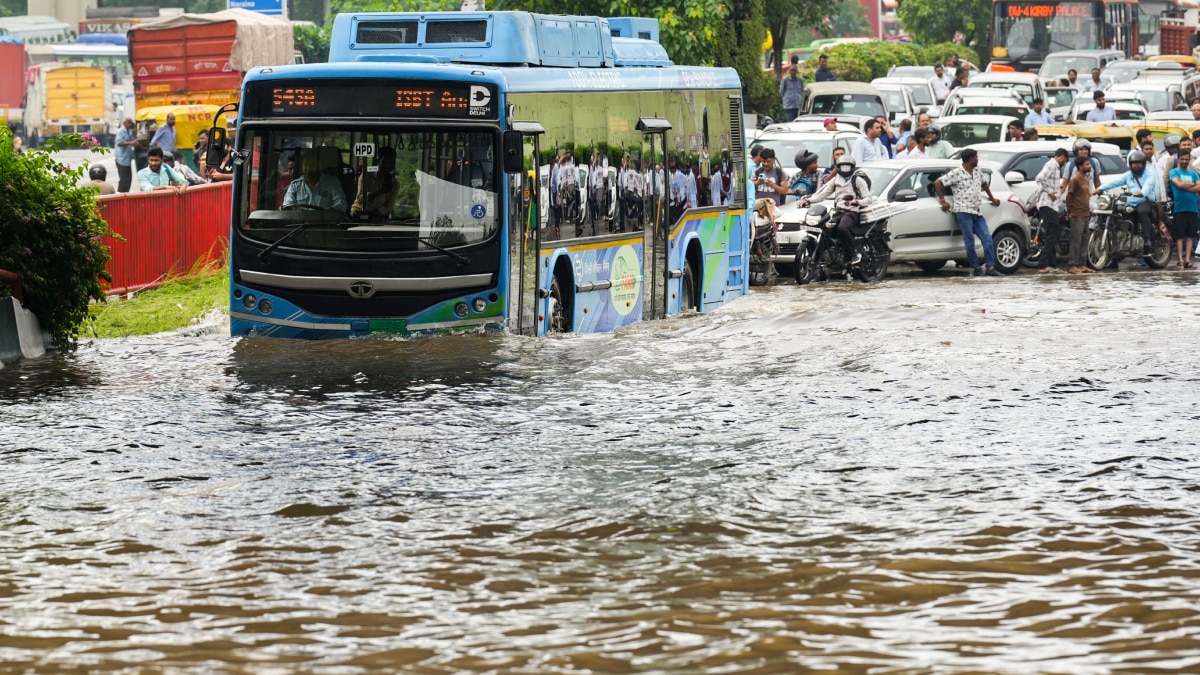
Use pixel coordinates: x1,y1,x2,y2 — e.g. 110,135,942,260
454,302,470,318
243,294,257,310
258,299,273,315
472,298,487,313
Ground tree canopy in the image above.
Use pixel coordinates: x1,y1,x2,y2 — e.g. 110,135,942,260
895,0,991,59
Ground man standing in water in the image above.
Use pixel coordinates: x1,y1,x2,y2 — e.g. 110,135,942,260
1066,156,1094,274
935,148,1002,277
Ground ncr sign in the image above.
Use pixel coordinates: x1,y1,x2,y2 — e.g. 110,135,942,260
227,0,285,16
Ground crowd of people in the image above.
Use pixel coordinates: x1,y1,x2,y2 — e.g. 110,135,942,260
108,114,233,194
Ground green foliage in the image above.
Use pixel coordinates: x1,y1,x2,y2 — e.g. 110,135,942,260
826,0,871,38
765,0,829,78
714,0,776,115
895,0,991,61
0,0,22,18
88,267,227,338
923,42,981,70
293,23,332,64
793,41,978,82
0,128,116,351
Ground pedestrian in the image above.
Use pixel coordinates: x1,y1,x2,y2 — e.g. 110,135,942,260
814,54,835,82
1086,91,1116,122
1008,119,1025,142
149,113,177,154
1023,128,1040,141
905,128,929,159
823,146,845,184
1065,69,1079,89
1065,156,1093,273
934,148,1003,277
851,118,888,164
916,112,932,130
1034,149,1069,273
114,117,137,193
930,63,953,103
752,148,787,205
1080,68,1108,93
780,64,804,123
81,164,116,195
949,67,968,91
895,118,913,147
137,146,187,194
875,115,896,157
1191,99,1200,121
748,145,763,179
1025,97,1054,127
163,151,207,186
193,129,210,173
1169,149,1200,268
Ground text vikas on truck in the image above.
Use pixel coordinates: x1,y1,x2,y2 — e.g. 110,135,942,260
22,62,113,146
127,8,293,110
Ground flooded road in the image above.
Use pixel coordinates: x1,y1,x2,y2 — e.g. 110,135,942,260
3,272,1200,673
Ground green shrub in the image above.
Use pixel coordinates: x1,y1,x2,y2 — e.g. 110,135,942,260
795,40,980,82
923,42,981,70
0,127,116,350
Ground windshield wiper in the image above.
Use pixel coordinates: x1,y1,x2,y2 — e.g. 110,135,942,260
257,220,326,262
416,236,470,266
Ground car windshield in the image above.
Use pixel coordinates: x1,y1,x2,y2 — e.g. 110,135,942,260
894,83,934,106
1046,88,1075,107
1113,90,1169,112
757,138,836,168
851,166,899,197
236,127,499,253
1103,63,1150,84
890,66,935,78
1039,55,1101,80
974,149,1020,167
880,89,908,113
956,106,1027,117
941,122,1005,146
973,81,1035,102
811,93,887,117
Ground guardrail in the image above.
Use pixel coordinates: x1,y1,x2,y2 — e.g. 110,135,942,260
97,182,231,296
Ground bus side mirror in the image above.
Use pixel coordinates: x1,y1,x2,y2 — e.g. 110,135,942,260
502,130,523,174
206,126,227,170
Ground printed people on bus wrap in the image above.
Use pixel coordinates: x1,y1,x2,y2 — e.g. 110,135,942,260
684,159,699,208
283,149,348,212
669,160,688,224
352,146,400,219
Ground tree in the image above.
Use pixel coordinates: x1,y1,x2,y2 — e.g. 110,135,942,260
895,0,992,59
717,0,775,114
827,0,871,39
764,0,827,78
0,0,22,18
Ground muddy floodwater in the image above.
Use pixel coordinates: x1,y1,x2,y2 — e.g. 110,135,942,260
3,271,1200,674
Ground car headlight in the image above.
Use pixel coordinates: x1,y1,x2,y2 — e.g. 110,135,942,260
1097,194,1111,210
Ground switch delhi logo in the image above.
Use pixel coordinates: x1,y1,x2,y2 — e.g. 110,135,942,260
609,245,640,316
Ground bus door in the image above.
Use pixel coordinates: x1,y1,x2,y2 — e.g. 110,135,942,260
505,122,544,335
638,118,672,321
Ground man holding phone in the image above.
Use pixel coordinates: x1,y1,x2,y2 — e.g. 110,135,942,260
753,148,788,205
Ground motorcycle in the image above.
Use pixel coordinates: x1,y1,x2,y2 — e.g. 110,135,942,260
791,198,897,284
1023,208,1070,268
1089,187,1172,270
749,200,780,286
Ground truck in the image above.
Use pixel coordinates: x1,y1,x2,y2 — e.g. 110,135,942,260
0,37,25,134
127,8,293,111
21,63,113,147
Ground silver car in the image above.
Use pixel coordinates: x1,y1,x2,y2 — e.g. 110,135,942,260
775,159,1031,276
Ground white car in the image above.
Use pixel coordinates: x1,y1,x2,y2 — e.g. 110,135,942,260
962,140,1128,206
774,159,1031,275
936,114,1021,147
942,89,1030,119
967,71,1046,107
1105,83,1186,114
1067,99,1148,122
872,76,939,117
874,82,921,125
750,128,865,183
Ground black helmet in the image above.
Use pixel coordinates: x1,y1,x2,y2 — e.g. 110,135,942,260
927,125,941,137
794,150,819,170
88,164,107,181
1128,149,1147,173
835,155,856,177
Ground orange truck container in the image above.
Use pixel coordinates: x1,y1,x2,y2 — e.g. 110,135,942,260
127,8,293,109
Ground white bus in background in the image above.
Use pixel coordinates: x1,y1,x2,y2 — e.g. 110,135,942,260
0,15,75,45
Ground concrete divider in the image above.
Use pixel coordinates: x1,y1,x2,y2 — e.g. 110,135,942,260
0,297,50,367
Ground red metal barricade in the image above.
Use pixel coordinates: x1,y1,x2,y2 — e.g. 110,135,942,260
97,182,231,296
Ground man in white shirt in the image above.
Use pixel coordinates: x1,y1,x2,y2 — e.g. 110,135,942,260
1079,68,1108,93
850,118,888,164
929,63,953,103
905,128,929,160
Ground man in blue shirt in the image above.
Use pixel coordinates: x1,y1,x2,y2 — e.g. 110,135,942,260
1086,91,1117,123
1169,150,1200,268
113,117,137,193
1025,98,1054,127
1096,150,1158,258
137,146,187,194
814,54,836,82
149,113,177,153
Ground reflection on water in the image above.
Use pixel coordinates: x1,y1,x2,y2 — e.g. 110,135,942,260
2,272,1200,673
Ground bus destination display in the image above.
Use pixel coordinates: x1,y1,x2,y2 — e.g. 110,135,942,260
1004,2,1096,18
262,81,497,119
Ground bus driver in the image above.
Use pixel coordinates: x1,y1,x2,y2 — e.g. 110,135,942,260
351,146,400,219
283,149,349,212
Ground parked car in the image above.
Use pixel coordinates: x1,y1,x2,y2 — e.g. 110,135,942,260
774,159,1031,275
937,114,1021,146
942,88,1029,118
1101,59,1154,85
1037,49,1126,84
872,76,939,116
803,81,888,119
1067,100,1148,122
967,72,1046,106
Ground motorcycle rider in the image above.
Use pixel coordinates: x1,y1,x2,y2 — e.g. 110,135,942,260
924,125,954,160
801,155,873,265
788,151,821,200
1095,149,1159,261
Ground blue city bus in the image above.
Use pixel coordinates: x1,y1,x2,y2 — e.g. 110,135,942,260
220,11,750,338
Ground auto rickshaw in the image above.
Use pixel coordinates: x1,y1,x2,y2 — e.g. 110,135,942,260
135,104,231,171
1146,54,1199,70
1029,122,1139,155
1127,120,1200,153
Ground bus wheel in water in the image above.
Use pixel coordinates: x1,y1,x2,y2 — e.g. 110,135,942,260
681,260,697,312
549,276,571,333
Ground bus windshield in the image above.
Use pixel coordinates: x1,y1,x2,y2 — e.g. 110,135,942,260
237,127,499,253
993,1,1102,65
